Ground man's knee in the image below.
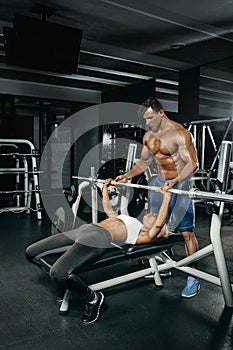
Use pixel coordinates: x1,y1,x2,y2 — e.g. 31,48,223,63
181,230,199,252
181,230,195,240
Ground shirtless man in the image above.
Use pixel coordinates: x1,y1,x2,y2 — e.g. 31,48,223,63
115,97,200,298
25,178,171,324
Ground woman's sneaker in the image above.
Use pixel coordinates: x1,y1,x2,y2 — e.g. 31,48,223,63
181,276,200,298
81,292,104,324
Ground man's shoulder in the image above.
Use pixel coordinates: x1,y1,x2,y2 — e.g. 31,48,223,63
165,119,192,143
167,119,190,134
166,117,184,129
143,130,155,139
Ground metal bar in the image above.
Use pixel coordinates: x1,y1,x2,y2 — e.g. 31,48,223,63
24,157,28,206
90,167,98,224
0,153,39,156
89,267,153,291
217,141,232,189
175,266,223,286
16,159,21,207
193,124,197,148
59,289,72,314
210,121,233,172
192,177,209,181
73,176,233,204
149,257,163,287
210,203,233,307
206,125,217,152
0,190,38,193
0,171,43,174
125,143,137,172
0,168,28,171
172,244,214,268
201,124,206,171
26,179,33,214
190,118,232,125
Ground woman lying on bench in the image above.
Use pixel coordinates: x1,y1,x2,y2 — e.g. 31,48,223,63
25,179,171,324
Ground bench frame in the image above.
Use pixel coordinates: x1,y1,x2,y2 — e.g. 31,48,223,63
59,204,233,314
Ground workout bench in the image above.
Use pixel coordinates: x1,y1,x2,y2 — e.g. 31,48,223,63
58,200,233,315
38,233,184,314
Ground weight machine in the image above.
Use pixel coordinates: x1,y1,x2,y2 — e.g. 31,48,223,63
188,117,233,191
0,139,42,219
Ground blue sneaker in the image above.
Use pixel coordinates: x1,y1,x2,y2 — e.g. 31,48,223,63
181,276,200,298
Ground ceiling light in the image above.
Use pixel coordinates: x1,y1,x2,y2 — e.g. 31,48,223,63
170,43,186,49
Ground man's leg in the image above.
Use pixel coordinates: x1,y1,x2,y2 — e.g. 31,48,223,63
181,230,199,257
168,179,200,298
180,230,200,298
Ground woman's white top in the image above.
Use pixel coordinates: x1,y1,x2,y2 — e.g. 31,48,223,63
117,214,143,244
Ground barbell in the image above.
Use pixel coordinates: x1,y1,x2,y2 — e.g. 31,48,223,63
73,176,233,204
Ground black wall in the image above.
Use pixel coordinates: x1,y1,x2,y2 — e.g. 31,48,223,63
102,78,155,105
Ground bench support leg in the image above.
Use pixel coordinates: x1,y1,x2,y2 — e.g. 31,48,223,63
59,289,71,314
149,257,163,288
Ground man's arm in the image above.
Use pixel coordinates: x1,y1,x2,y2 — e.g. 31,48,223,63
165,130,199,188
115,134,154,182
102,179,118,218
136,189,172,244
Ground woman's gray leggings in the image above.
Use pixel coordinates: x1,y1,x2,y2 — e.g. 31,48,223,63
25,226,111,296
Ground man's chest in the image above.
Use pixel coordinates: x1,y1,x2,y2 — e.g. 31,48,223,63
146,133,178,155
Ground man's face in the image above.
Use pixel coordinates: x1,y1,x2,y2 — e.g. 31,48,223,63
143,106,164,131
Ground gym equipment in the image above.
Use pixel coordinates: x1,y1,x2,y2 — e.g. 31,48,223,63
51,181,89,234
188,117,233,191
122,143,148,217
58,236,183,314
98,143,148,217
0,139,42,219
46,141,233,314
73,176,233,204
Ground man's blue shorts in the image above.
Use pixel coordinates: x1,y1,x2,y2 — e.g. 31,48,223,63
149,175,195,232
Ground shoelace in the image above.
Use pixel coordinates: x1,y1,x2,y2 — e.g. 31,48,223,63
187,278,196,289
84,301,95,316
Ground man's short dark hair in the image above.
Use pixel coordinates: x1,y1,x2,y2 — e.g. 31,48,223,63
138,97,164,117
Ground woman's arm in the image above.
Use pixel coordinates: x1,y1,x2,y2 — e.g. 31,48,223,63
102,178,118,218
136,188,172,244
148,191,171,239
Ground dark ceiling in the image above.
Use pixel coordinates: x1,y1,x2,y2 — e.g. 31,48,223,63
0,0,232,117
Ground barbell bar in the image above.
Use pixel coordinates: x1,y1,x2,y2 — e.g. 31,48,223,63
73,176,233,204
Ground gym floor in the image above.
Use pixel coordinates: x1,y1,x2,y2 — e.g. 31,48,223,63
0,205,232,350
